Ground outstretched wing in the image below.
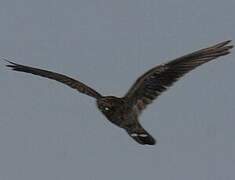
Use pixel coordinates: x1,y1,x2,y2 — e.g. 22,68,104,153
4,60,102,99
124,40,233,114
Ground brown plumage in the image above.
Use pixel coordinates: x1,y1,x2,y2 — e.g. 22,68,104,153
4,40,233,145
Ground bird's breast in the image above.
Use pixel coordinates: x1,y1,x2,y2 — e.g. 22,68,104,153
106,110,136,129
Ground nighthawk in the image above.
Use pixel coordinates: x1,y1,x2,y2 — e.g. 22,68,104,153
4,40,233,145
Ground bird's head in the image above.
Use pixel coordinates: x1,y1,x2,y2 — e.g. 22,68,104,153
96,96,124,118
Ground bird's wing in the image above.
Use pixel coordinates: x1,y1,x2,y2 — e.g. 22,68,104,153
124,40,233,114
4,60,102,99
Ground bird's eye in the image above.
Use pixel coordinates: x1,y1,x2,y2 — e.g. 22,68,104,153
104,107,110,111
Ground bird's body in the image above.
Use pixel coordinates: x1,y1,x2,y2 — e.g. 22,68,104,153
97,96,130,128
3,40,233,145
97,96,156,144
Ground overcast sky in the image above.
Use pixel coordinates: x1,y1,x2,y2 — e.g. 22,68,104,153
0,0,234,180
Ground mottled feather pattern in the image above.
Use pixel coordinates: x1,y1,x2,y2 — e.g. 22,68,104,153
3,40,233,145
125,40,233,114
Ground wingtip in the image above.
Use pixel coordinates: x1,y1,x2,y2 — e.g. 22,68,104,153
222,40,232,45
1,58,17,66
214,40,233,48
227,44,234,49
224,40,232,43
225,40,233,48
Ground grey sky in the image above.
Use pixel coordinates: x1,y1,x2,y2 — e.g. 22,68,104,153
0,0,234,180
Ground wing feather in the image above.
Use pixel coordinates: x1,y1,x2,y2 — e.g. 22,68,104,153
124,40,233,114
4,60,102,99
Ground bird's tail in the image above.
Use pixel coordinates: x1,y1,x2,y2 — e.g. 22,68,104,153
126,124,156,145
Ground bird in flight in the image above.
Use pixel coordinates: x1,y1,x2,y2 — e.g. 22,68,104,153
4,40,233,145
